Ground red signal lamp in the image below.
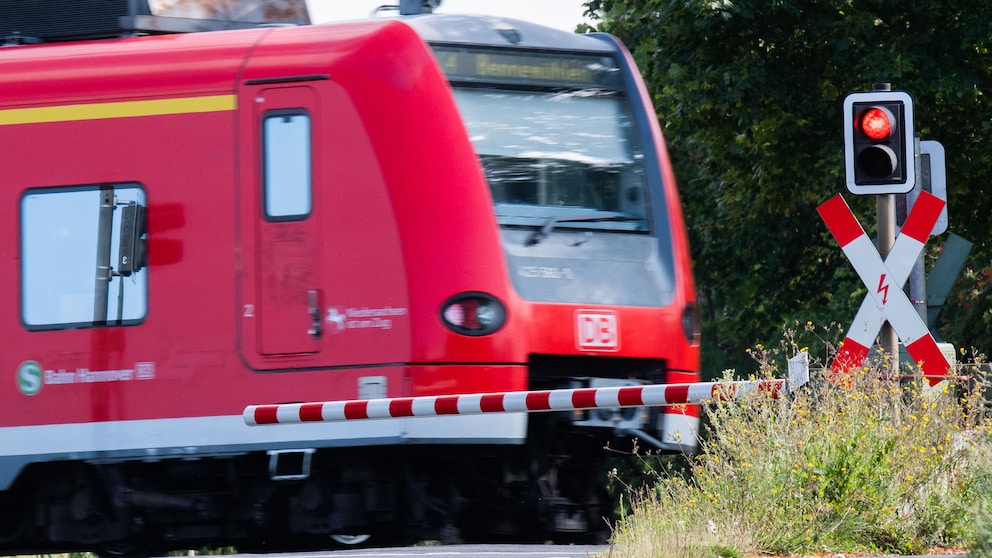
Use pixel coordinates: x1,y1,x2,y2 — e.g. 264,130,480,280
843,91,915,195
858,107,892,140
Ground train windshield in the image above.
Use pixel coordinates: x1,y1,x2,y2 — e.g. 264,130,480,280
434,46,648,234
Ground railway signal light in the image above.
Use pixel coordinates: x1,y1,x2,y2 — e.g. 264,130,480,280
843,90,915,195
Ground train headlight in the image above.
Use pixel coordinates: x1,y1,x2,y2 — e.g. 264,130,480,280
440,292,506,336
682,301,701,346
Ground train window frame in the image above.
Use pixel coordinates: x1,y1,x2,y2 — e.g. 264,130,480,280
262,108,312,221
20,182,148,331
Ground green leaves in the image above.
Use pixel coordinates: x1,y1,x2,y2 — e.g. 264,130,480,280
586,0,992,372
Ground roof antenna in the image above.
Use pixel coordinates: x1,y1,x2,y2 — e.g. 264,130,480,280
399,0,441,15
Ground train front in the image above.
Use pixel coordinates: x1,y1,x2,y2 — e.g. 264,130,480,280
402,13,702,455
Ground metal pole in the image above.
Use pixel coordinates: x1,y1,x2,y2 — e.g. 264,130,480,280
93,185,115,324
908,135,927,324
876,193,899,375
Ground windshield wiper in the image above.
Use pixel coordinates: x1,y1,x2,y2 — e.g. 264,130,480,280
525,214,643,246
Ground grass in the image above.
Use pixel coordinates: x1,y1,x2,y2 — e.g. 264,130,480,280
606,324,992,557
967,434,992,557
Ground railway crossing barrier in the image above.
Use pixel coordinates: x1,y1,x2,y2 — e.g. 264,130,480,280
243,353,810,426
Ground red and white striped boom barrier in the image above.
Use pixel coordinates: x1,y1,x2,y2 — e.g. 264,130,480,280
244,355,809,426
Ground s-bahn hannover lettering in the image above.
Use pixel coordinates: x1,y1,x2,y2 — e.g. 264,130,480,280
16,361,156,396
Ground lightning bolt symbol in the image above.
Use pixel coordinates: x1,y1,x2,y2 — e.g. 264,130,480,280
877,273,889,305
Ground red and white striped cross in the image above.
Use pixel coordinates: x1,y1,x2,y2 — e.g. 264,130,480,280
817,191,950,382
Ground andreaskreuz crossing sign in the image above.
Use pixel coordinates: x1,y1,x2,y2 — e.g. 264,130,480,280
818,191,951,382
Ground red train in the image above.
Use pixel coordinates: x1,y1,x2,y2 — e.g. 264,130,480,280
0,0,699,553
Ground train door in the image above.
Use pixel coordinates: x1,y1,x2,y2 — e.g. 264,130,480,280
239,85,323,361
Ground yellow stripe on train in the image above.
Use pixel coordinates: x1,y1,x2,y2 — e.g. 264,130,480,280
0,94,236,126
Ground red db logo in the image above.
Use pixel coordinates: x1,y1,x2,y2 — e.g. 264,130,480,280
575,310,620,352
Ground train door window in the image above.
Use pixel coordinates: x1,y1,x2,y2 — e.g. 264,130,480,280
263,109,312,220
20,183,148,330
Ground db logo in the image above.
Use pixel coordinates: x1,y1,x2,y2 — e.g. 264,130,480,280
575,310,620,352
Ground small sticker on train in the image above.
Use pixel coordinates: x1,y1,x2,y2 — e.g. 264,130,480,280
519,266,576,280
324,306,408,333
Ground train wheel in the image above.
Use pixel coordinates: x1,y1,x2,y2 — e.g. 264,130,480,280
329,533,371,545
96,534,156,558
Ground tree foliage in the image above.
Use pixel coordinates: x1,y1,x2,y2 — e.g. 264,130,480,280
583,0,992,374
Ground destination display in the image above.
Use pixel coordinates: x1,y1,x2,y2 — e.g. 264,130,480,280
431,45,623,89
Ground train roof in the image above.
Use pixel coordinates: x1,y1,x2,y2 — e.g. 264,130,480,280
400,12,613,53
0,20,434,107
0,8,622,109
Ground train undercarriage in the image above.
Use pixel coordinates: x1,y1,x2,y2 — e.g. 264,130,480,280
0,415,616,556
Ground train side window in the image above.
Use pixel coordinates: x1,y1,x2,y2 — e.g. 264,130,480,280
20,183,148,330
263,110,312,221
